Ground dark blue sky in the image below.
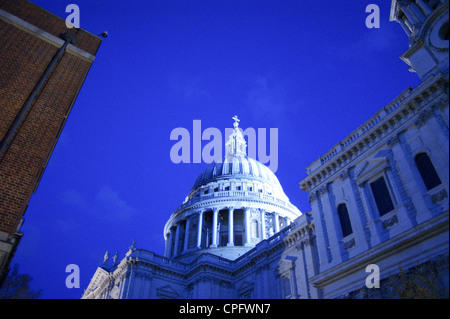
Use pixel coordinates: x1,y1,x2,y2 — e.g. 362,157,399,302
12,0,420,298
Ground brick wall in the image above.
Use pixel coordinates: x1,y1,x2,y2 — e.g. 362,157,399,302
0,0,102,237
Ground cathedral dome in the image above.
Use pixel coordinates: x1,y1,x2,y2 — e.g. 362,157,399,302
191,155,284,197
163,116,301,261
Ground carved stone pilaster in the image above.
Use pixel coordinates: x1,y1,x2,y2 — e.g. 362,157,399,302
318,185,328,195
294,235,315,250
414,107,433,127
386,134,400,147
135,270,153,281
308,192,318,203
339,169,350,181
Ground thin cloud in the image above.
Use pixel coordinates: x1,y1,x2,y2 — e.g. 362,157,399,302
61,185,138,223
245,75,302,125
246,76,287,119
94,185,137,222
336,26,399,61
168,74,211,100
61,188,88,211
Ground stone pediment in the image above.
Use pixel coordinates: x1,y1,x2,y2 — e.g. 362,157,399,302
82,267,111,298
156,285,179,299
276,256,297,274
355,153,390,183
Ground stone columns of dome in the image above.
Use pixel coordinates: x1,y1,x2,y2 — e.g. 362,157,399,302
274,213,280,233
211,208,219,248
260,210,267,240
183,217,190,253
197,210,204,248
166,229,174,257
173,223,181,257
244,207,251,246
227,207,234,246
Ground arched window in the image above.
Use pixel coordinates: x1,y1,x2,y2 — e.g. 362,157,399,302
337,203,353,237
415,153,442,191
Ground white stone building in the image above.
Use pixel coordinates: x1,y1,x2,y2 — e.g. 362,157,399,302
82,0,449,299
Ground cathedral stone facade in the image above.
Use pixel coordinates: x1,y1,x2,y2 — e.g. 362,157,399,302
82,0,449,299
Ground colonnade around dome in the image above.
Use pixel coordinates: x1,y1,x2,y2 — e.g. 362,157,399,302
165,206,291,259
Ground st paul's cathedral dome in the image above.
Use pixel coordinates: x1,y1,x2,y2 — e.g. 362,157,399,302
164,116,301,261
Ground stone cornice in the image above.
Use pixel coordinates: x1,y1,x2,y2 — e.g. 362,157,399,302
300,73,449,193
174,191,299,216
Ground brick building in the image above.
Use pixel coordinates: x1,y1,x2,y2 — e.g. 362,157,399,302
0,0,103,286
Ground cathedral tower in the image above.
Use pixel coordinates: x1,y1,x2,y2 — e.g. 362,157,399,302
390,0,449,79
